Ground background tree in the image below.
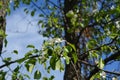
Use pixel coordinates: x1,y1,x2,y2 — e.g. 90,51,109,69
0,0,9,54
0,0,120,80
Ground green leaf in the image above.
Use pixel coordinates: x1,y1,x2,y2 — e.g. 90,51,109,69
47,48,53,56
19,74,24,80
24,74,30,79
25,64,34,73
31,10,36,16
65,46,72,52
14,66,20,72
33,49,39,53
39,14,44,17
24,8,27,12
47,66,51,73
50,57,56,70
67,43,76,52
55,60,64,71
43,77,48,80
64,47,69,53
27,45,35,48
38,20,43,25
79,23,84,28
6,7,11,15
66,10,74,18
109,33,118,39
29,64,34,73
55,60,61,70
34,70,41,79
4,39,8,47
0,2,2,9
3,57,11,62
0,29,6,38
63,52,70,64
98,58,104,69
90,72,100,80
17,58,26,64
26,59,36,66
72,53,78,63
0,71,7,80
13,50,18,54
49,75,55,80
65,56,70,64
25,51,33,57
89,51,99,58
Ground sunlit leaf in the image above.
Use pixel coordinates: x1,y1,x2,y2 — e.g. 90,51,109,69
98,58,104,69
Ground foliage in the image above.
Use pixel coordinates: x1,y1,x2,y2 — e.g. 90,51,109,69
0,0,120,80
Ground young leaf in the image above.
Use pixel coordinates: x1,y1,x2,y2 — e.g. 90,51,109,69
29,64,34,73
55,60,61,70
98,58,104,69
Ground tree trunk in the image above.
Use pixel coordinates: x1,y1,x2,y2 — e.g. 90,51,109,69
0,0,7,54
63,0,81,80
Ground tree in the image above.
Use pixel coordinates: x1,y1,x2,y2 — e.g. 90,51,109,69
0,0,9,54
0,0,120,80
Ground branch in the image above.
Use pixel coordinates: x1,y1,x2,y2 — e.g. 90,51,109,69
0,55,40,69
79,36,119,79
80,36,118,60
87,50,120,79
78,59,120,79
71,61,80,80
79,15,120,39
46,0,61,10
104,50,120,64
31,0,47,16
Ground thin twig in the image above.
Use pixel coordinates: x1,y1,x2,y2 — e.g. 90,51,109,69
31,0,47,16
71,61,80,80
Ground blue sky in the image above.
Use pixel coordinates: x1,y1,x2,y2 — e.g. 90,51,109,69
1,1,120,80
1,4,64,80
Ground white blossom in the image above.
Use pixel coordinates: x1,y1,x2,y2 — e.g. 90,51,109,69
100,71,106,78
54,38,65,43
93,9,98,13
112,77,118,80
111,5,115,10
10,0,13,3
115,21,120,29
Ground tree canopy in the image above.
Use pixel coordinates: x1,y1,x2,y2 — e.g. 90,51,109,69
0,0,120,80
